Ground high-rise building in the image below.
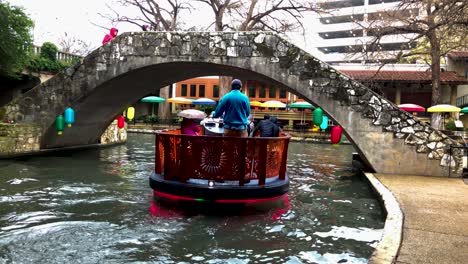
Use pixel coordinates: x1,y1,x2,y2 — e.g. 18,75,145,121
312,0,417,64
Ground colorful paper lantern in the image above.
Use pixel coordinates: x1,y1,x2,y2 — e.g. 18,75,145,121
55,115,65,135
320,116,329,130
117,115,125,129
127,107,135,121
313,108,323,126
331,125,343,144
64,107,75,127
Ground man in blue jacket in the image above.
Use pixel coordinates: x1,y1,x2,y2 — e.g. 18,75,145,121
213,79,251,137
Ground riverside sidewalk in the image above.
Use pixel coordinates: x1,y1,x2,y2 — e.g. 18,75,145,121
374,174,468,264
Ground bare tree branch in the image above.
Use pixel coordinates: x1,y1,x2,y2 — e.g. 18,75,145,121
354,0,468,129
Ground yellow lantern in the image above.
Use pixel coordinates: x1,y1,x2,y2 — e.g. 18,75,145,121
127,107,135,121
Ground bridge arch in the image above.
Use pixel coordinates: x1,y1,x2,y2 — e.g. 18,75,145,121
2,31,462,176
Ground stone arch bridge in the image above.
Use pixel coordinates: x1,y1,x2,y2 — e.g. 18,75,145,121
2,31,462,176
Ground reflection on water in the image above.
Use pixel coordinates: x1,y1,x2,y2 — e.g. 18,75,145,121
0,134,384,263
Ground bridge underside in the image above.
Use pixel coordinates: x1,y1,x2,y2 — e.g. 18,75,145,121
2,31,462,176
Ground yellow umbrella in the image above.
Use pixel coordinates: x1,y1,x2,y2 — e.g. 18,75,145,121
261,100,286,108
427,104,461,130
167,97,193,104
427,104,461,112
249,101,263,120
249,100,263,107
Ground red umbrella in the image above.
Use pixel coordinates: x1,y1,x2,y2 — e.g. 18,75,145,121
398,104,425,112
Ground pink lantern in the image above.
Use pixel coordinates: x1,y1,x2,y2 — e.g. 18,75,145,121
117,115,125,129
331,126,343,144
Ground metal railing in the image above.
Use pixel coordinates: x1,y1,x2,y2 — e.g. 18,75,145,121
32,45,83,62
155,129,290,185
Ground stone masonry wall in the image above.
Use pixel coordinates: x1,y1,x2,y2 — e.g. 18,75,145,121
0,123,41,156
1,31,463,175
100,120,127,145
0,121,125,157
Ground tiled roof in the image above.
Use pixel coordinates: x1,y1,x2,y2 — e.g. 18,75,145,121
340,70,467,84
448,51,468,59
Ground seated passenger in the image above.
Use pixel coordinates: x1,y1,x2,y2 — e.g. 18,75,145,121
269,117,280,137
251,114,280,137
180,117,200,136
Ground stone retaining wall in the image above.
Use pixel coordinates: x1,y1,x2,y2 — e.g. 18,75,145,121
100,120,127,145
0,123,41,155
0,122,126,158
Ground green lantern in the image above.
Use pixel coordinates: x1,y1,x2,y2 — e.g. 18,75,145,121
55,115,65,135
313,108,323,126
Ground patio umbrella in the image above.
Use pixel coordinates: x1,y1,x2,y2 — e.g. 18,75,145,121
289,101,314,124
427,104,461,130
177,109,207,119
427,104,461,113
249,101,263,107
461,107,468,114
249,101,264,120
398,103,425,113
192,98,217,105
167,97,193,104
289,101,314,109
140,96,165,116
261,100,286,108
261,100,286,118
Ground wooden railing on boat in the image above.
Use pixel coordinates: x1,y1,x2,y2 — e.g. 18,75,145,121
155,129,291,186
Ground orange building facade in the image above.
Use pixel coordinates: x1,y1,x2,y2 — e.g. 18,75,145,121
174,77,314,128
175,78,221,100
175,78,306,106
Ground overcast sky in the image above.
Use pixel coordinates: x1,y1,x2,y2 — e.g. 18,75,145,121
7,0,320,55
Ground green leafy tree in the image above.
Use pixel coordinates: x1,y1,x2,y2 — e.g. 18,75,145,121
0,1,34,78
40,42,58,61
27,41,79,73
359,0,468,129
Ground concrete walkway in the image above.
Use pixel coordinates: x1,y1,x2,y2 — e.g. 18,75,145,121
375,174,468,264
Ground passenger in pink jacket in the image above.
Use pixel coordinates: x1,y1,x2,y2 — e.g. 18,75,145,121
102,27,118,45
181,118,200,136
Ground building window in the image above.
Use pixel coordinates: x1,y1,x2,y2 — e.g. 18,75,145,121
369,0,400,4
199,85,205,97
248,84,256,98
269,87,276,98
213,85,219,98
190,84,196,97
320,0,364,9
279,88,287,98
319,14,364,24
259,85,266,98
181,84,187,96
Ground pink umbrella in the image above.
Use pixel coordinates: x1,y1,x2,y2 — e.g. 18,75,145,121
398,104,425,112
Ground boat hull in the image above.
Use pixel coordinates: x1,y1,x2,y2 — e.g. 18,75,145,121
149,173,289,202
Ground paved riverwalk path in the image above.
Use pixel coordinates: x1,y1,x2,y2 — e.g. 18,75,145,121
375,174,468,264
